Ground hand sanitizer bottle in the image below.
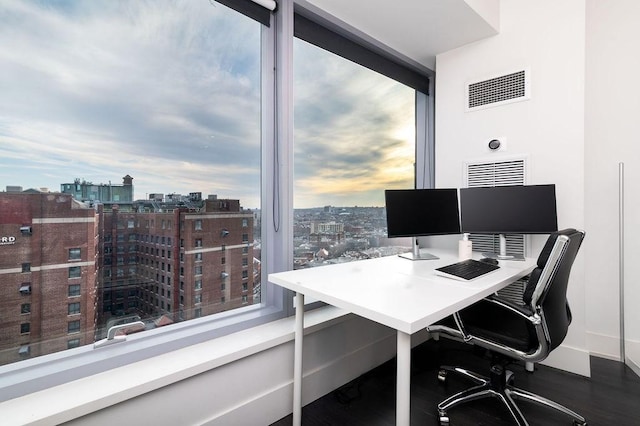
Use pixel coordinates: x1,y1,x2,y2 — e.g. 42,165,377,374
458,233,472,260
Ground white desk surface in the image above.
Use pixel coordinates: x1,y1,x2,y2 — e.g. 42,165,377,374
269,250,536,335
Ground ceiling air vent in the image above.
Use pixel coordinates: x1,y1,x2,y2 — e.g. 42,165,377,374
466,69,530,111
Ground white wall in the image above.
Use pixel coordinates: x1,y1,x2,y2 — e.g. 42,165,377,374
585,0,640,371
435,0,589,375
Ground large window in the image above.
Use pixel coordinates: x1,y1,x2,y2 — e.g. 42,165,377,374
0,0,263,366
292,14,430,269
0,0,434,407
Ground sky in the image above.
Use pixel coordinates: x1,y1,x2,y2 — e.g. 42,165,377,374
0,0,415,210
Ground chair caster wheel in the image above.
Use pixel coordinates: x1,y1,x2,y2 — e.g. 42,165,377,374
438,412,450,426
506,369,515,386
573,421,587,426
437,369,448,383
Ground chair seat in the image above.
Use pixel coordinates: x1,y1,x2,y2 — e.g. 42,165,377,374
437,299,536,353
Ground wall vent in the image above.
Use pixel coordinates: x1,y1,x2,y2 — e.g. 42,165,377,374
464,158,528,303
466,69,530,111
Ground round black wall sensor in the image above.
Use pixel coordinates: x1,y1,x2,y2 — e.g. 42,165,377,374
488,139,501,150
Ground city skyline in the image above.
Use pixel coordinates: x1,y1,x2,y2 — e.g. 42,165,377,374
0,0,415,210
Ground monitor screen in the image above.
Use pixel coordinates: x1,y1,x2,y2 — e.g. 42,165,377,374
459,184,558,234
385,189,461,238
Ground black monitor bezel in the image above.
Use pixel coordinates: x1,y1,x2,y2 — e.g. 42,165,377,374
384,188,461,238
459,184,558,234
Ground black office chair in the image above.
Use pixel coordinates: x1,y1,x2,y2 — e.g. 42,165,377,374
427,228,587,426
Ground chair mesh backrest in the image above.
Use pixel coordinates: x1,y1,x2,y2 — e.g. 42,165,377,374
522,229,585,350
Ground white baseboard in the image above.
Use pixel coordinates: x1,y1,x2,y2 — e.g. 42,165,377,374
587,331,621,361
541,343,591,377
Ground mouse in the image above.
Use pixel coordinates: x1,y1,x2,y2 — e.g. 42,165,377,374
479,257,499,266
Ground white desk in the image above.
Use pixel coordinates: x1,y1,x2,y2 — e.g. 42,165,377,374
268,249,536,426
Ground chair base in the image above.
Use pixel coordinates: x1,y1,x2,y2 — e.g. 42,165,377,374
436,364,587,426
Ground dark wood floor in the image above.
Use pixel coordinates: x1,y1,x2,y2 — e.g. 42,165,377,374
272,338,640,425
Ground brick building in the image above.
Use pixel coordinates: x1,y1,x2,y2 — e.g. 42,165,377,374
0,191,98,365
0,187,256,364
98,195,256,334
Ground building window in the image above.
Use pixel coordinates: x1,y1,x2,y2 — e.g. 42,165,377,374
22,263,31,273
20,323,30,334
242,233,249,243
68,248,81,260
242,258,248,267
242,295,248,304
221,257,226,265
68,302,81,315
195,280,202,290
21,303,31,314
195,266,202,275
194,308,202,318
194,219,202,230
67,339,81,349
242,283,248,292
242,270,248,279
195,238,202,248
195,253,202,262
68,266,81,278
195,294,202,304
67,320,81,334
68,284,81,297
242,218,248,227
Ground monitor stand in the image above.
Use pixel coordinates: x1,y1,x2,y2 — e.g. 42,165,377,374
399,237,439,260
482,233,523,260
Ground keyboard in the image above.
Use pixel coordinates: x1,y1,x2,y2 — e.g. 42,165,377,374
434,259,500,281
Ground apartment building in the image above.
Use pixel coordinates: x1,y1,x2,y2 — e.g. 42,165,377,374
0,191,98,365
97,195,256,335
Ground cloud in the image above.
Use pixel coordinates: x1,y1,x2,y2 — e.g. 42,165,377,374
0,1,415,209
0,0,261,205
293,40,415,207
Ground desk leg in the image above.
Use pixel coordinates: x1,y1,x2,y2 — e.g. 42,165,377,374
397,331,411,426
293,292,304,426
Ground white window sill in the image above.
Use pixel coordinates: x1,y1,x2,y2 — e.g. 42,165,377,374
0,305,349,425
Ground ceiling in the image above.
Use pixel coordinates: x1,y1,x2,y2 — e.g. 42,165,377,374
302,0,500,70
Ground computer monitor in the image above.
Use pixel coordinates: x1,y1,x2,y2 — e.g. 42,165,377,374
459,184,558,259
385,188,461,260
